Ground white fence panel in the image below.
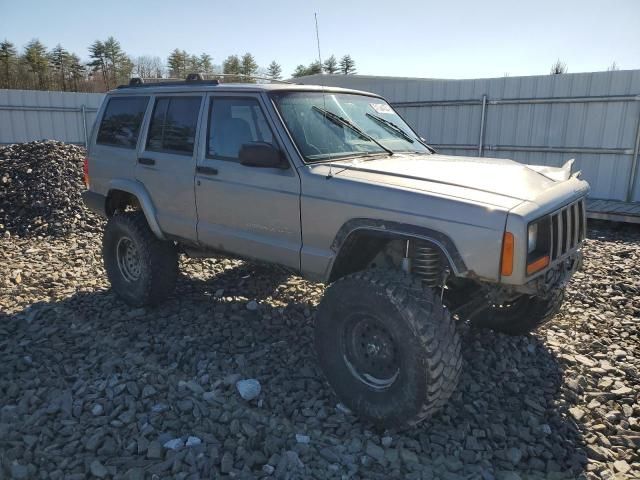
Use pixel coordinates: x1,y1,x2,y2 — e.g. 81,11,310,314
0,89,105,146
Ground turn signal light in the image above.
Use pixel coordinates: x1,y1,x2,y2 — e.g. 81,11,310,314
527,255,550,275
83,158,90,188
501,232,514,276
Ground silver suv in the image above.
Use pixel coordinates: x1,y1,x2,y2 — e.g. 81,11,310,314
83,75,589,428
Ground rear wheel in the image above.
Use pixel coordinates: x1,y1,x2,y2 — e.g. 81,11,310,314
471,289,564,335
315,270,462,429
103,212,178,307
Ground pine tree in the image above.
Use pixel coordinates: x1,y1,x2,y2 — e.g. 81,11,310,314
323,55,338,74
240,53,258,82
198,53,214,76
0,40,18,89
339,54,356,75
23,39,49,89
292,64,309,78
103,36,132,86
50,44,70,91
267,60,282,80
308,61,322,75
88,40,108,89
222,54,241,82
186,54,200,74
167,49,189,78
68,53,85,91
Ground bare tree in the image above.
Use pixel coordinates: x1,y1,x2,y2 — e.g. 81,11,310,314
607,61,619,72
550,59,567,75
134,55,164,78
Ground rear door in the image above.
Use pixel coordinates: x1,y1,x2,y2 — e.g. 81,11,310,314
194,93,301,270
136,94,204,240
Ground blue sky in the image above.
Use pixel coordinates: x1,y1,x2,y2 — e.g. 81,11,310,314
1,0,638,79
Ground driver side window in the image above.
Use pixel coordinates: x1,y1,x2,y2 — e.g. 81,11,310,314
208,97,275,160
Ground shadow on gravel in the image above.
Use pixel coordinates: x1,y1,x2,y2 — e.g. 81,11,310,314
0,264,587,479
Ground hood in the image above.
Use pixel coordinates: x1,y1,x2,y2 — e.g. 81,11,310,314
325,153,564,204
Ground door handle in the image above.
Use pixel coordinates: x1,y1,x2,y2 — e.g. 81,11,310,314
138,157,155,165
196,166,218,175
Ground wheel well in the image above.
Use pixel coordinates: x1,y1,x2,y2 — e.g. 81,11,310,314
329,230,451,284
105,189,141,217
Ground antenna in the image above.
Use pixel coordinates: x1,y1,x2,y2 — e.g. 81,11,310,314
314,13,323,66
315,13,333,178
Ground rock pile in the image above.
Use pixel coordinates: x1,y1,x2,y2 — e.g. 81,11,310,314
0,141,102,238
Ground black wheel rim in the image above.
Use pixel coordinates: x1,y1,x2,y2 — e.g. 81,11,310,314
342,314,400,391
116,236,141,282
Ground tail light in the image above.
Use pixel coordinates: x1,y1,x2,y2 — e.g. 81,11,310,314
83,157,90,188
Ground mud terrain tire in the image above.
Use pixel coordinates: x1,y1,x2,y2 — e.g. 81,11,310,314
315,270,462,428
103,212,178,307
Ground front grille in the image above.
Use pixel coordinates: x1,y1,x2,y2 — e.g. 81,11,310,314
550,199,586,261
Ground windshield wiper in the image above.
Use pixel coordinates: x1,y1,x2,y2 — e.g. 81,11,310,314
311,106,393,156
366,113,414,144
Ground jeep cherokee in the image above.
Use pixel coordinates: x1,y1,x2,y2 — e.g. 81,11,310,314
82,75,589,428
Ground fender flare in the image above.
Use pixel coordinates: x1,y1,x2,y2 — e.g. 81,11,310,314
107,179,165,240
329,218,467,278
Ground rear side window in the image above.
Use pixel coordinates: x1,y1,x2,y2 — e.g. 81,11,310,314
146,96,202,155
97,96,149,148
208,97,275,160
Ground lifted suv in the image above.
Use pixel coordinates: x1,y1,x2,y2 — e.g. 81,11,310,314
83,76,589,428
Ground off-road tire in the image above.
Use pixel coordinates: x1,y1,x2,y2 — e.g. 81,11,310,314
103,212,178,307
471,288,565,335
315,270,462,429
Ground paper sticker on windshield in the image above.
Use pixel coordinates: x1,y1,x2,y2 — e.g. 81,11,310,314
370,103,393,114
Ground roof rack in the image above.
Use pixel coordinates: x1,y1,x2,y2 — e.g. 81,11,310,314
211,74,294,85
117,72,294,89
117,73,219,89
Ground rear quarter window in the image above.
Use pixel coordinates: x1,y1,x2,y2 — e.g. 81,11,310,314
146,96,202,155
96,96,149,149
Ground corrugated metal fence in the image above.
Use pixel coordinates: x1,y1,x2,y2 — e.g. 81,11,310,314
2,71,640,203
298,71,640,203
0,89,105,146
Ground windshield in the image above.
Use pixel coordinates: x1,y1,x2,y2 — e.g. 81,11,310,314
271,91,430,162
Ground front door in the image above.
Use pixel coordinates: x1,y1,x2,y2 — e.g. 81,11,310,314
136,94,203,240
195,93,301,271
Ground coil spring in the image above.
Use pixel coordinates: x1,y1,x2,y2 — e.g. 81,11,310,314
411,241,442,287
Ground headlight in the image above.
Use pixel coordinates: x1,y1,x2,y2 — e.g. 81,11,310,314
526,217,552,275
527,223,538,253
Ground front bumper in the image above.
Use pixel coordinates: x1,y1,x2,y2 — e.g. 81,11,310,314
517,249,583,296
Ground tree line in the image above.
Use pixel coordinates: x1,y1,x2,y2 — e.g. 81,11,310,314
0,37,358,92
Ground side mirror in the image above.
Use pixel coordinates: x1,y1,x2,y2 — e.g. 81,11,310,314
239,142,287,169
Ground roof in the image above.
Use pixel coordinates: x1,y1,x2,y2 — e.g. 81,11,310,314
109,81,379,97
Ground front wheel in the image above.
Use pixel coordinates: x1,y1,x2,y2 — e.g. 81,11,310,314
471,289,565,335
103,212,178,307
315,270,462,429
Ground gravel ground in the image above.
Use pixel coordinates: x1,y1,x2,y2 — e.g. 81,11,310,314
0,143,639,479
1,222,638,479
